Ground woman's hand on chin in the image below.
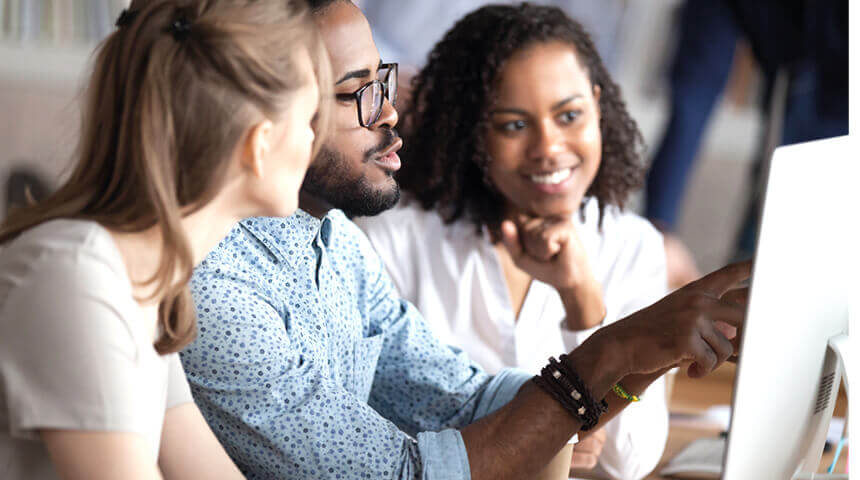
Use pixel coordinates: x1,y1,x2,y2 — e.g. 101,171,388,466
500,215,606,330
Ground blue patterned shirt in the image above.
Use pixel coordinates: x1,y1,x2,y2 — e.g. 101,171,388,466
182,209,531,479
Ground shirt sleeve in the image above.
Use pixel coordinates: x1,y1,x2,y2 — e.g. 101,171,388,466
184,261,531,480
560,221,670,480
595,376,669,480
165,353,193,410
0,258,149,440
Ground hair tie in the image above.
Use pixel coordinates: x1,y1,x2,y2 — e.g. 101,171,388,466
170,16,193,40
115,9,139,28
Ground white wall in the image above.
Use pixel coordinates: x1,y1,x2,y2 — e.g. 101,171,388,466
0,44,91,213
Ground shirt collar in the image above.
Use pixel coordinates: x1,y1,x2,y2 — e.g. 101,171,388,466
239,209,335,268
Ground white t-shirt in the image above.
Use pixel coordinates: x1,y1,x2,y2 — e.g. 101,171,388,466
0,219,193,479
356,197,670,480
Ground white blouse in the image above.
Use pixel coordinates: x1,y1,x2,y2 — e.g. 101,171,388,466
356,196,670,480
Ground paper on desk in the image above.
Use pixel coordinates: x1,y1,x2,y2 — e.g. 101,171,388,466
661,417,847,479
660,437,724,479
827,416,846,444
670,405,732,429
670,404,846,444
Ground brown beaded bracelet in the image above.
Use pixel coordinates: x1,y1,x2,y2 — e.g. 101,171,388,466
532,355,608,431
534,369,602,430
556,355,608,426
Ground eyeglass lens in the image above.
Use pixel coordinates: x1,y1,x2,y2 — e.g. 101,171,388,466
360,81,383,126
384,65,397,106
358,64,397,127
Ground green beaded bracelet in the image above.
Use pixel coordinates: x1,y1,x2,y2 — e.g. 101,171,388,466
611,383,640,402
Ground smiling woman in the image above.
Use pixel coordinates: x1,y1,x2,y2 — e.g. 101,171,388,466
396,4,644,231
356,3,669,479
483,41,604,220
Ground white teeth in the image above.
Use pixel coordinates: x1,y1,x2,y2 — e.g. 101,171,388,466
529,168,572,185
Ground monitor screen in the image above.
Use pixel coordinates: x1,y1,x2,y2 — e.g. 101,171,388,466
723,136,853,479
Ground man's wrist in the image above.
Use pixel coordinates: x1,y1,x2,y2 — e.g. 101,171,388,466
616,367,673,396
565,333,627,399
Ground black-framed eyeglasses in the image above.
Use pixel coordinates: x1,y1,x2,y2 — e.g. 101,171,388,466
338,63,398,128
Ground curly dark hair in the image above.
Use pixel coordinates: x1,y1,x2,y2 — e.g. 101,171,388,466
397,2,646,231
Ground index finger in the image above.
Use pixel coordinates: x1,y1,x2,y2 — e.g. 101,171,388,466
688,260,752,297
721,287,750,308
500,220,524,261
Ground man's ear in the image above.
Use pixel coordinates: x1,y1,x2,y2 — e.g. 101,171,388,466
242,120,274,178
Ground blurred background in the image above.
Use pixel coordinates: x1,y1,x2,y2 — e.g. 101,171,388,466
0,0,128,226
0,0,848,277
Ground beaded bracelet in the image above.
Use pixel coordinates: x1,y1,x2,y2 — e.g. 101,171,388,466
532,355,608,431
547,358,602,427
542,364,599,427
538,361,605,430
555,355,608,425
611,383,640,402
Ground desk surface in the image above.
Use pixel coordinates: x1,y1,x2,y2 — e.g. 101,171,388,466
643,364,848,479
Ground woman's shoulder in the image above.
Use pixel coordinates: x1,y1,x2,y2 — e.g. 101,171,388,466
581,198,661,241
0,220,141,373
354,195,453,243
4,218,116,255
0,219,129,298
578,198,664,264
361,195,441,225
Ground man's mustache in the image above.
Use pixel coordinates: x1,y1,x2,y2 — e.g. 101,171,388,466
364,129,400,161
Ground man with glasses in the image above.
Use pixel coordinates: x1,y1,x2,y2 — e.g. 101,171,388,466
182,1,749,479
184,3,489,478
301,53,400,218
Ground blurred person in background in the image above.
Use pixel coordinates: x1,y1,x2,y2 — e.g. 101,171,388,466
645,0,848,266
0,0,329,478
356,0,628,108
357,4,669,479
356,0,627,70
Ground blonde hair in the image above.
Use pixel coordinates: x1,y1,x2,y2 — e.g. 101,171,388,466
0,0,332,354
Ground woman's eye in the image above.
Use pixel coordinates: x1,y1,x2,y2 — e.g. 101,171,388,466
499,120,527,132
335,94,354,103
558,110,581,124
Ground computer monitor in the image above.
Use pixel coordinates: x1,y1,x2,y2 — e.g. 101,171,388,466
723,136,853,479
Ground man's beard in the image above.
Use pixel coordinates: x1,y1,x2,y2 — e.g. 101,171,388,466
301,134,401,218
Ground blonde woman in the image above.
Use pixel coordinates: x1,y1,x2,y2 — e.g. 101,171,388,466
0,0,330,478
